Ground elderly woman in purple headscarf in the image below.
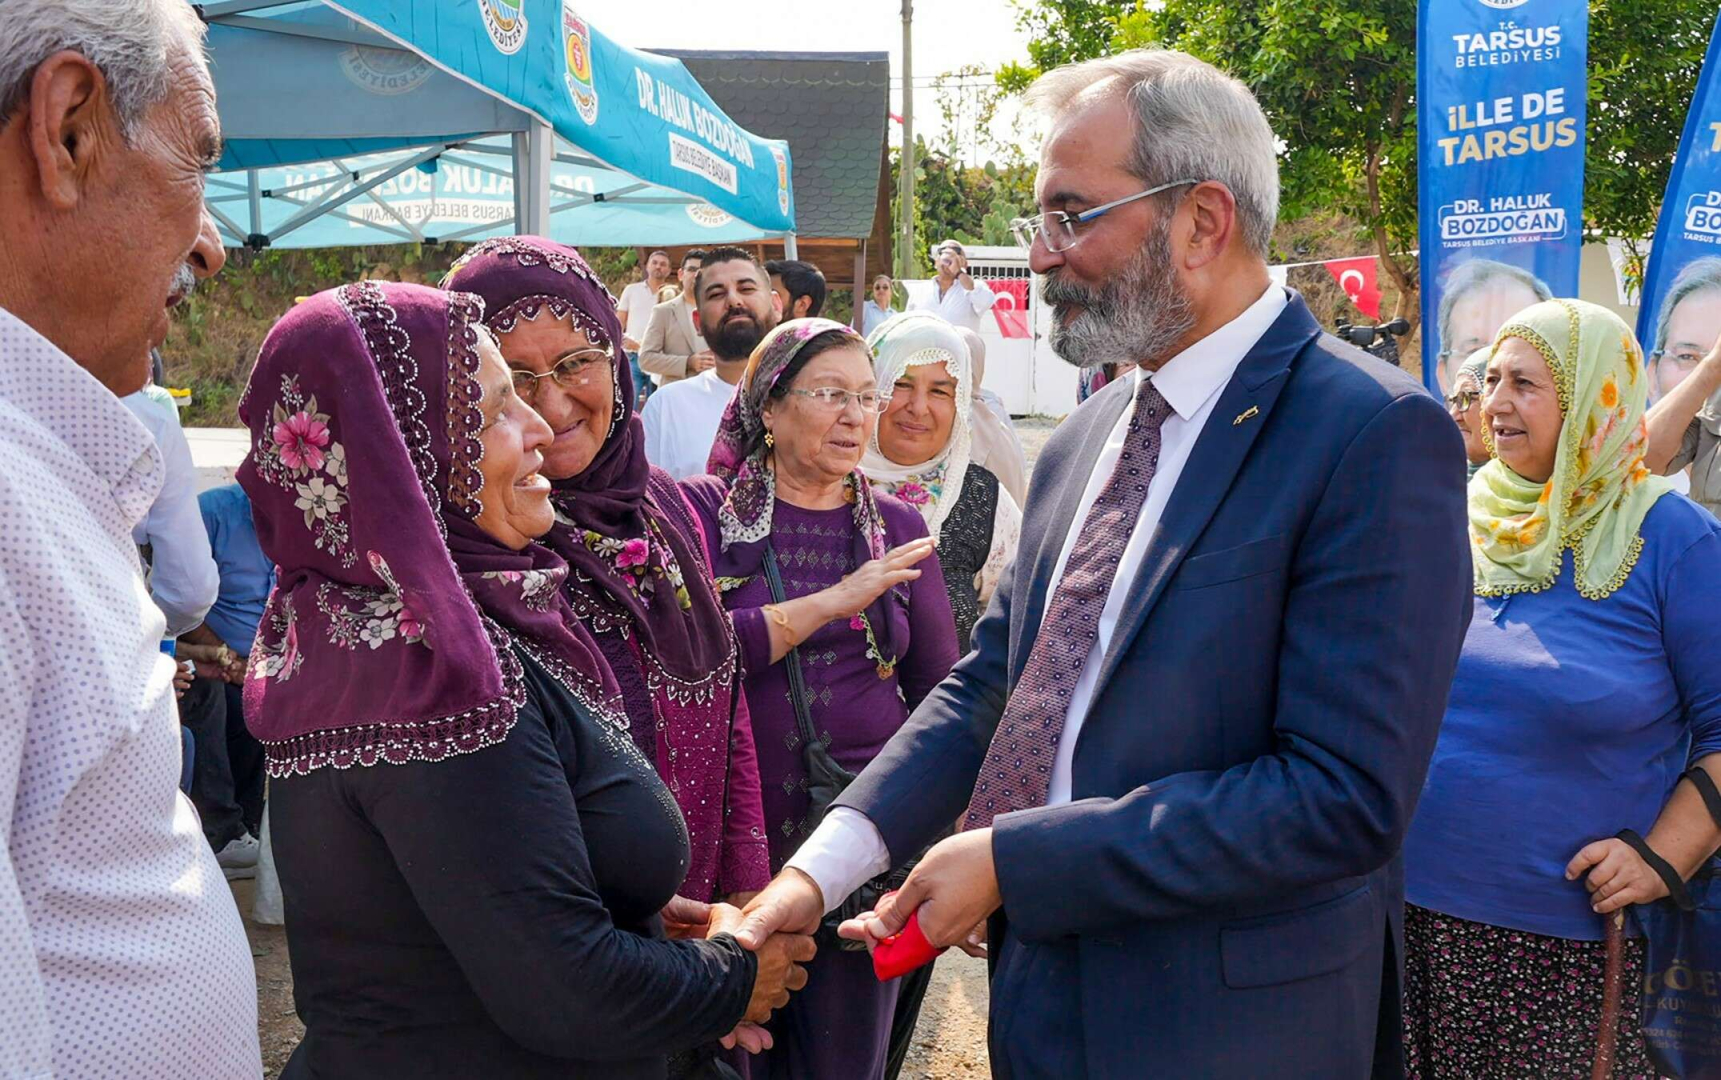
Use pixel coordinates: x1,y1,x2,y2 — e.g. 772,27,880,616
241,281,811,1079
444,237,769,909
680,318,961,1080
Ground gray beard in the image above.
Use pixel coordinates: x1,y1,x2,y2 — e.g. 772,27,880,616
1040,219,1195,371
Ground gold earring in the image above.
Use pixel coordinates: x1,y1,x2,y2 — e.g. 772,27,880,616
764,431,775,448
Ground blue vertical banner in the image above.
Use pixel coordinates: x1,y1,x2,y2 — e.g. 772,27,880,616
1635,11,1721,404
1418,0,1588,393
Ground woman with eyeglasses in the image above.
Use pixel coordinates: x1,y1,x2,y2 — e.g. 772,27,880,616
1446,348,1492,479
680,318,961,1080
443,240,776,962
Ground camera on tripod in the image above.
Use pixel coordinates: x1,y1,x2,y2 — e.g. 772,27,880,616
1335,318,1412,367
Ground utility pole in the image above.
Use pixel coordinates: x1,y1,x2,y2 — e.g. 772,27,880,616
897,0,915,279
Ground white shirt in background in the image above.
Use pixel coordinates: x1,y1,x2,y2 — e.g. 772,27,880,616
908,276,998,334
640,367,743,480
0,307,262,1079
122,385,218,636
617,280,663,344
788,284,1289,910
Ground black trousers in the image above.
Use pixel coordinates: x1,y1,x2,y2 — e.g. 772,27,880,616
178,676,265,848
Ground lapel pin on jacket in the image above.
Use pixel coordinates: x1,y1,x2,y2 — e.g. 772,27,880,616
1232,405,1260,426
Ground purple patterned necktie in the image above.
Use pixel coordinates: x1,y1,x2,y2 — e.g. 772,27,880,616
962,376,1171,831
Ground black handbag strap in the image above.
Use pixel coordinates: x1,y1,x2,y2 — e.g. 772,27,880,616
1617,828,1696,912
1684,766,1721,832
761,543,820,752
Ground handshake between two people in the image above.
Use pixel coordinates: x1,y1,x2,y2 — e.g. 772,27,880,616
658,893,815,1055
732,827,1003,983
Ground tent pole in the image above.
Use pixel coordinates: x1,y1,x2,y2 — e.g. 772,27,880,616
247,169,262,240
784,233,799,260
513,120,553,236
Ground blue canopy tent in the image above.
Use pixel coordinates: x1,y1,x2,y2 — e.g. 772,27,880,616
196,1,798,253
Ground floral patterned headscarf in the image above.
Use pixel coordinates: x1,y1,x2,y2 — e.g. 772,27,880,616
704,318,909,667
859,313,974,542
444,238,759,900
238,281,624,777
1470,298,1676,600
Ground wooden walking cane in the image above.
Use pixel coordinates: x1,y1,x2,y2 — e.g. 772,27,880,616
1592,909,1627,1080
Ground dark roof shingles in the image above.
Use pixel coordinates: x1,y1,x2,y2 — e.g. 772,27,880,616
660,51,889,240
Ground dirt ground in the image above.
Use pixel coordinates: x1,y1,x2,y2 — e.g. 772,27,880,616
242,417,1061,1078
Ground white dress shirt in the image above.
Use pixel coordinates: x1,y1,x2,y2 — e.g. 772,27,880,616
0,308,262,1079
908,277,998,334
640,367,742,480
788,284,1287,910
122,386,219,636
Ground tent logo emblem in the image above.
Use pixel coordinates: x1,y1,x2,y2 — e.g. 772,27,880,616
478,0,527,56
686,203,735,229
339,45,433,96
770,145,789,217
563,5,598,125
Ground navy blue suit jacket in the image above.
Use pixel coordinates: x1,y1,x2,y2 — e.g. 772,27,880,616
834,293,1472,1078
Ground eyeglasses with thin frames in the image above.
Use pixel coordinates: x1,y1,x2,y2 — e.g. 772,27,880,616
1445,388,1480,412
1011,179,1201,253
786,386,893,414
510,349,610,404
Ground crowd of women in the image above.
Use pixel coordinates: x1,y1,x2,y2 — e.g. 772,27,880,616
242,236,1017,1079
236,229,1721,1078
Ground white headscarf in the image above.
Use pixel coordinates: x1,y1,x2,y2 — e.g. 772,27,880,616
959,327,1029,506
861,313,974,541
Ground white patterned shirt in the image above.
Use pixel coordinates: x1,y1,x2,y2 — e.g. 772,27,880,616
0,307,261,1079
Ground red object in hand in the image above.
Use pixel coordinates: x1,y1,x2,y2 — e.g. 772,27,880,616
871,893,947,981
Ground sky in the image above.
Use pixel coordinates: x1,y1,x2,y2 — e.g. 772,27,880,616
595,0,1037,162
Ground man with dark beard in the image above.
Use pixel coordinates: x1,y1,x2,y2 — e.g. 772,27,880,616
641,246,783,479
734,49,1473,1078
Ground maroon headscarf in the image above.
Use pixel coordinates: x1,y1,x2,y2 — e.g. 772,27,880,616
444,237,735,681
444,238,762,901
238,280,624,778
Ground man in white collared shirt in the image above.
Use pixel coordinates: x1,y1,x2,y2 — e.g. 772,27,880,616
733,50,1470,1079
0,4,262,1077
123,383,219,636
908,239,997,333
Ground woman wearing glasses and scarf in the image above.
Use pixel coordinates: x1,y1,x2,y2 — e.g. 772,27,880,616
680,319,961,1080
1446,348,1493,480
444,237,771,916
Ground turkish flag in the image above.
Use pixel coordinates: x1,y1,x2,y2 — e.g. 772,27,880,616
986,278,1031,338
1324,257,1382,321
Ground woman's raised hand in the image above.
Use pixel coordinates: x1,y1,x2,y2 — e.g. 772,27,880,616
822,537,936,619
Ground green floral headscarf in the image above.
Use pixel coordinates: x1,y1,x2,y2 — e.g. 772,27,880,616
1470,298,1676,600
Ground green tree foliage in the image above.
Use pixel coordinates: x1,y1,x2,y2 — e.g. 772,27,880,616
890,140,1037,276
998,0,1715,333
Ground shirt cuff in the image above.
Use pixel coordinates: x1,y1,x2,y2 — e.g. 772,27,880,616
785,807,892,915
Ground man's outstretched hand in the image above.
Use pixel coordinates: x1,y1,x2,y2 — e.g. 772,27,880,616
837,828,1001,952
734,868,826,951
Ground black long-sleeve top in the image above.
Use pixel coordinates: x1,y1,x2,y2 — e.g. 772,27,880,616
273,645,756,1079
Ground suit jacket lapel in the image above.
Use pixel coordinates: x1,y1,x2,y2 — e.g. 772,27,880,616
1085,295,1320,698
680,302,703,352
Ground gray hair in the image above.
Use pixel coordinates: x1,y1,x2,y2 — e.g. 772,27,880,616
1023,49,1280,258
1435,259,1552,359
0,0,208,140
1651,256,1721,360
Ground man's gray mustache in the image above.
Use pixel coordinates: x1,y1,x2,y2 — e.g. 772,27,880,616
169,264,197,303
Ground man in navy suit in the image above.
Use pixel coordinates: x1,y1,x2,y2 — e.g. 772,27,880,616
736,49,1471,1078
